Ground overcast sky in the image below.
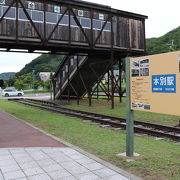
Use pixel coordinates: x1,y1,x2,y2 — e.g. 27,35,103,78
0,0,179,74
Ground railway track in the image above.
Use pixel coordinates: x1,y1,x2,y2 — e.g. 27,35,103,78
9,98,180,141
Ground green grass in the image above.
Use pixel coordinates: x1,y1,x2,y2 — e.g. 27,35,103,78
0,99,179,180
66,97,180,126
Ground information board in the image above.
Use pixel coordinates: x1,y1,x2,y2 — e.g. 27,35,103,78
130,51,180,116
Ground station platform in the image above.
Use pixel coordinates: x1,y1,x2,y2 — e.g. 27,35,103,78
0,110,141,180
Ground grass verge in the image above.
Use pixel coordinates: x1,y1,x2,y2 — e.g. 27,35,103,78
0,99,179,180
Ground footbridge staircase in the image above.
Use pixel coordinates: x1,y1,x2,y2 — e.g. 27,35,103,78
53,54,118,99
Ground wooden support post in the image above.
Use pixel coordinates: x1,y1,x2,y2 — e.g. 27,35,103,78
97,83,99,100
111,52,114,109
68,58,70,102
76,56,79,105
60,70,63,100
119,59,122,102
52,79,55,100
88,87,92,107
50,80,52,101
53,83,56,100
108,71,110,101
110,14,114,109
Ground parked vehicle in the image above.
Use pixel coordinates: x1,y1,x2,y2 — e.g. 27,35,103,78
1,89,24,97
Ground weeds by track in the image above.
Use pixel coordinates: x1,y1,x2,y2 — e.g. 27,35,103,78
10,98,180,141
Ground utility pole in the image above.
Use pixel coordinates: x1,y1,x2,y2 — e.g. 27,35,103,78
32,70,35,92
167,40,174,51
50,72,53,100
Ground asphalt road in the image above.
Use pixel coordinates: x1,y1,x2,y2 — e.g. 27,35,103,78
0,92,51,100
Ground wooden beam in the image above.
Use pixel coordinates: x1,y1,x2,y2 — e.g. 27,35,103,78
93,14,111,46
0,0,16,24
70,8,91,46
47,8,68,42
19,0,43,42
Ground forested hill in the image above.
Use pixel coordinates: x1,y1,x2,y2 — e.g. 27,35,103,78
0,72,16,80
16,54,64,77
146,26,180,55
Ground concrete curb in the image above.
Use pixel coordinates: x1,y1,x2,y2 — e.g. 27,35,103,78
3,111,143,180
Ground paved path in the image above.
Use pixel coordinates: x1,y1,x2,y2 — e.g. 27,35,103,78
0,110,66,148
0,148,130,180
0,110,140,180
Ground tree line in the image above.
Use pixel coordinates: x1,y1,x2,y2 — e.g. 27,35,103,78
2,73,51,91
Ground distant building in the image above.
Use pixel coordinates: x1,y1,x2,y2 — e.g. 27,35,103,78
104,70,125,81
39,72,54,82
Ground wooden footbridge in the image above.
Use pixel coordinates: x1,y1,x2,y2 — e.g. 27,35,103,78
0,0,147,107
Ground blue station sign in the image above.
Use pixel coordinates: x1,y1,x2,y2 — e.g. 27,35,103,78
152,74,176,93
